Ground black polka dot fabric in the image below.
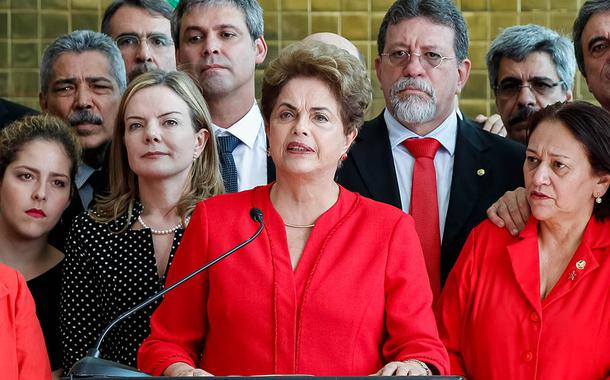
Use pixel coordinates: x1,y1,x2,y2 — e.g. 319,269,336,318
59,202,183,370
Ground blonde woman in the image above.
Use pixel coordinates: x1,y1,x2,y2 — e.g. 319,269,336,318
59,70,223,371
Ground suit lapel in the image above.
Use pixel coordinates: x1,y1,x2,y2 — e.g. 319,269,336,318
442,118,485,254
349,113,402,209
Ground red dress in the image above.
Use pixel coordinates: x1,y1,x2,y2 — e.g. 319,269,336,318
0,263,51,380
138,184,447,376
438,217,610,379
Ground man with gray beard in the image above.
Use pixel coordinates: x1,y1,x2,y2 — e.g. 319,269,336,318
336,0,524,298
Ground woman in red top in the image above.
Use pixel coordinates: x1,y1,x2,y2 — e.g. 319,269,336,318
439,101,610,379
0,263,51,380
138,41,448,377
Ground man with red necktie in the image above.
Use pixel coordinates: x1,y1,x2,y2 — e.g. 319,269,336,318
337,0,524,299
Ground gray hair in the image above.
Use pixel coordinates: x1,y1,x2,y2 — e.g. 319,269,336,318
377,0,469,62
101,0,173,35
573,0,610,77
40,30,127,95
487,24,576,92
172,0,264,48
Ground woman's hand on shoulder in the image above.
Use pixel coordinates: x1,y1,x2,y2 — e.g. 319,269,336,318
163,362,213,377
373,360,432,376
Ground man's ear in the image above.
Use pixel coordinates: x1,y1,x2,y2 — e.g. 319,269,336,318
39,92,47,112
455,58,471,95
254,36,268,65
374,56,383,84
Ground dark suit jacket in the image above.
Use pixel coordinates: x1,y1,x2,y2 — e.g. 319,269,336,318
0,98,37,128
48,150,111,252
336,112,525,283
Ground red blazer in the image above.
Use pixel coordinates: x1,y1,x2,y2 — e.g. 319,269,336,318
439,217,610,379
0,264,51,380
138,185,448,376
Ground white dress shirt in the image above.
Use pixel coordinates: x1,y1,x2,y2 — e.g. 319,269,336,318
213,102,268,192
385,109,458,240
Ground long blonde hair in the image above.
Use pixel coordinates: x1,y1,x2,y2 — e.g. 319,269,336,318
92,70,224,227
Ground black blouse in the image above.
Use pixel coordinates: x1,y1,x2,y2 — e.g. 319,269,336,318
27,260,62,370
59,202,184,370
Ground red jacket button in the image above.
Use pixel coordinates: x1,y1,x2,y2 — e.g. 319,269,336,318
530,312,540,322
522,351,534,362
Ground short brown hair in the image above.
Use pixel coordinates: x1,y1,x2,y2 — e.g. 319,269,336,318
0,114,80,190
92,70,224,227
261,40,372,136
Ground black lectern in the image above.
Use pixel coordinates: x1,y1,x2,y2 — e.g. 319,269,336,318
62,376,464,380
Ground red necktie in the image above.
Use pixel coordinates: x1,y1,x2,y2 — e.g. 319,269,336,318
403,138,442,300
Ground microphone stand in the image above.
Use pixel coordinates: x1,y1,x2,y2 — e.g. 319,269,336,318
67,208,265,378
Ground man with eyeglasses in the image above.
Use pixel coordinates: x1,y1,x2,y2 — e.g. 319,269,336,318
486,25,575,144
486,1,610,237
102,0,176,82
337,0,524,299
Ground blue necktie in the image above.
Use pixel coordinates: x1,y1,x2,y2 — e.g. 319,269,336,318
217,135,241,193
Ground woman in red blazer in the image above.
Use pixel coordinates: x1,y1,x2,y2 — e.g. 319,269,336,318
138,41,448,377
438,101,610,379
0,263,51,380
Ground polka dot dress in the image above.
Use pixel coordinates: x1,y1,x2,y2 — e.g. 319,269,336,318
59,202,184,370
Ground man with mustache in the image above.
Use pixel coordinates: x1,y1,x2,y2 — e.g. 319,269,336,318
487,0,610,234
337,0,524,299
173,0,272,192
39,30,126,248
102,0,176,82
486,24,575,144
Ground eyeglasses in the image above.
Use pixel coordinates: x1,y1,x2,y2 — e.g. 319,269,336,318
379,50,454,69
115,34,174,52
494,79,564,99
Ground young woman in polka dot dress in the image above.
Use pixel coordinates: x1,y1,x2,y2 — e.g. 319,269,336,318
59,71,224,371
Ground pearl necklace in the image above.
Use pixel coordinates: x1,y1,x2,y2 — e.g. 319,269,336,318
137,214,190,235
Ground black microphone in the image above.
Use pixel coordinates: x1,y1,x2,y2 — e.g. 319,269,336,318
68,208,265,378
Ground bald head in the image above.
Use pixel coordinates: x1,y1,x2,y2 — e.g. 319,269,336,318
304,32,364,64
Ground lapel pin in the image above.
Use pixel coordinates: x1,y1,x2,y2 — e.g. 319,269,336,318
568,270,577,281
477,168,485,176
576,260,586,270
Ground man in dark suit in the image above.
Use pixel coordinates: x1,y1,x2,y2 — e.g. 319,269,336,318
39,30,126,249
173,0,274,191
336,0,524,295
0,98,37,128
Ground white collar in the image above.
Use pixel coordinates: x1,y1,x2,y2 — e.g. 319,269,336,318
384,108,457,156
212,102,263,149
